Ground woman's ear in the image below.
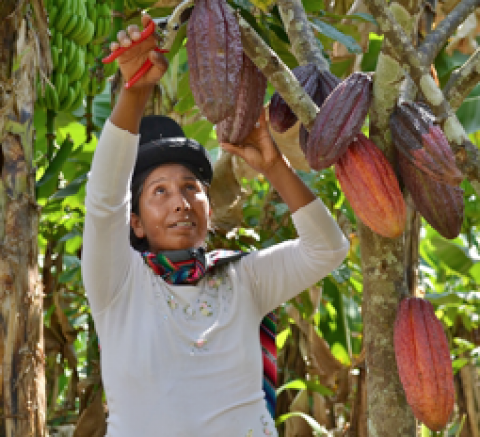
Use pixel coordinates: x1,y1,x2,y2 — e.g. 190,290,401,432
130,212,146,239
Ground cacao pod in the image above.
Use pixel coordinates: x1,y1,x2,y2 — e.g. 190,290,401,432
394,297,455,431
398,153,464,239
306,72,372,170
390,101,463,186
216,53,267,144
299,70,340,155
269,66,339,133
335,134,406,238
186,0,243,124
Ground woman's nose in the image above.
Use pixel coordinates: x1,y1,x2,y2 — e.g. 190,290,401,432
173,193,191,212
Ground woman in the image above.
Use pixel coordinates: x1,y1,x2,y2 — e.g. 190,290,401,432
81,14,349,437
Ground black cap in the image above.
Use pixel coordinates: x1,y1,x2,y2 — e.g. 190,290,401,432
133,115,213,185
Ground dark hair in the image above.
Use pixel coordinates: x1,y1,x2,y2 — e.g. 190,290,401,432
129,165,211,253
130,168,155,253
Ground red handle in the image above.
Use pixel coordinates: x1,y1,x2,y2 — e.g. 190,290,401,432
102,20,156,64
124,48,170,89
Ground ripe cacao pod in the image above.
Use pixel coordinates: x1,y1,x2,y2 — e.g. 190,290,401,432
216,53,267,144
269,66,339,133
398,153,464,239
306,72,372,170
186,0,243,124
390,101,463,186
394,297,455,431
299,70,340,155
335,134,406,238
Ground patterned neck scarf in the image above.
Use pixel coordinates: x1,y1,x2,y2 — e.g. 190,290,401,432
142,247,277,418
142,247,245,285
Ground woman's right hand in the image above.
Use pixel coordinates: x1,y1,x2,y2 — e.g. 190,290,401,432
110,14,168,89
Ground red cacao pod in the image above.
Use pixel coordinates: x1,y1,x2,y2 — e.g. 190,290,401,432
394,297,455,431
335,134,406,238
306,72,372,170
398,153,464,239
186,0,243,124
216,53,267,144
269,66,339,133
390,101,463,186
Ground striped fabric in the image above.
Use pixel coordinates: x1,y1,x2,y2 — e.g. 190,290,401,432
142,248,277,418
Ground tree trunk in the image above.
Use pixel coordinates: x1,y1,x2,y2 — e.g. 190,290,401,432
0,4,46,436
358,224,416,436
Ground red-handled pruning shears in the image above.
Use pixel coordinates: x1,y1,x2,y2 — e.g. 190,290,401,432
102,20,169,89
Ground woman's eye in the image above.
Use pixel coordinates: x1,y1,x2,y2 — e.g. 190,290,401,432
186,184,198,191
154,186,165,194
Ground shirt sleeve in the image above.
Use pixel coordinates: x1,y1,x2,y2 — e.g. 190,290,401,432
239,198,350,316
81,119,140,315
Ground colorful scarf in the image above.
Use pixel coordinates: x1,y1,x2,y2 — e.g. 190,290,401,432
143,248,277,418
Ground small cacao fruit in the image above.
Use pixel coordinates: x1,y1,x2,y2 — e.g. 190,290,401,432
216,53,267,144
186,0,243,124
390,101,463,186
306,72,372,170
335,134,406,238
398,153,464,239
269,66,339,133
394,297,455,431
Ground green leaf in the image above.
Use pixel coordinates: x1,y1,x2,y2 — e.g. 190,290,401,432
302,0,325,13
310,18,362,54
36,136,75,188
360,33,383,72
456,85,480,134
58,265,81,284
51,173,88,199
276,327,291,349
275,411,330,435
429,236,474,276
452,358,469,374
276,379,333,397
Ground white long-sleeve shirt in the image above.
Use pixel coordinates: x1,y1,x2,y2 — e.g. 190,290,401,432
81,120,349,437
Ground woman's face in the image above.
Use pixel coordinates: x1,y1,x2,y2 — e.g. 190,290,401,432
130,163,210,253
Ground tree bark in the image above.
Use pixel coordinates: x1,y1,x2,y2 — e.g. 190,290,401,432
360,1,419,435
0,6,45,437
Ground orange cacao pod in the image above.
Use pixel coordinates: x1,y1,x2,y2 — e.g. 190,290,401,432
186,0,243,123
306,72,372,170
216,53,267,144
394,297,455,431
335,134,406,238
390,101,463,186
398,153,464,239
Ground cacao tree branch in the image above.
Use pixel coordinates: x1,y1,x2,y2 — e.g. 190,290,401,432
161,0,194,50
236,13,319,130
443,47,480,111
418,0,480,66
366,0,480,192
276,0,329,69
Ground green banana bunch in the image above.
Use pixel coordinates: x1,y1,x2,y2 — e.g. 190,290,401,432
38,0,93,113
90,1,112,42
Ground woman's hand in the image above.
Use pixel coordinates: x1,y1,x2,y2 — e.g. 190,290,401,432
110,14,168,89
221,108,316,213
220,109,284,177
109,14,168,133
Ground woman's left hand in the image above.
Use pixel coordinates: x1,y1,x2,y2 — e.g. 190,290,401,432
220,108,284,177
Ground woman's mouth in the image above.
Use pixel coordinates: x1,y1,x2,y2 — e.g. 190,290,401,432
170,221,195,228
